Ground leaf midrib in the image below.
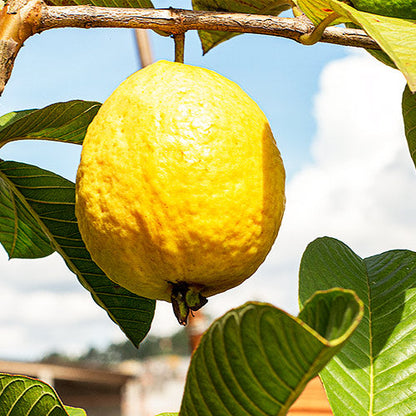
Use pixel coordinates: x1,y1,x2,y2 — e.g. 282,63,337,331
365,263,374,415
10,182,18,258
278,344,328,415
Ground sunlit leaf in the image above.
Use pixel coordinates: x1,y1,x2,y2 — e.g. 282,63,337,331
0,160,155,347
295,0,416,91
180,290,363,415
155,413,179,416
0,374,68,416
0,101,100,147
299,237,416,415
64,406,87,416
294,0,349,25
330,1,416,92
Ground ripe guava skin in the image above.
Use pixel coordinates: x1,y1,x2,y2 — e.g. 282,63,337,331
350,0,416,19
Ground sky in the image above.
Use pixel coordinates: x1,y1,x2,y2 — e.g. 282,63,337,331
0,1,415,360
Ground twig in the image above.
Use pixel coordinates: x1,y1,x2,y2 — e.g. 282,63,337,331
39,6,378,49
0,3,381,96
0,0,42,95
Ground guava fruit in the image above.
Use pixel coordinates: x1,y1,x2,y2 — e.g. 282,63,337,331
75,60,286,324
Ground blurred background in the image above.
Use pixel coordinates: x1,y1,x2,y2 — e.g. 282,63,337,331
0,0,415,413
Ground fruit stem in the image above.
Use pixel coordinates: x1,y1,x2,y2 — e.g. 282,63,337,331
171,282,208,325
173,32,185,63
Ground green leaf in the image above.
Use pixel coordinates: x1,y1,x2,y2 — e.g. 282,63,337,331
64,407,87,416
45,0,153,7
155,414,179,416
296,0,416,91
402,84,416,168
330,1,416,92
180,290,363,416
0,101,101,147
0,176,54,259
0,373,69,416
0,101,100,258
192,0,292,53
346,22,397,69
0,160,155,347
299,237,416,415
294,0,349,25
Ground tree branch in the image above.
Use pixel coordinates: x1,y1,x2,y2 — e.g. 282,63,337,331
0,3,380,97
0,0,42,95
39,6,378,49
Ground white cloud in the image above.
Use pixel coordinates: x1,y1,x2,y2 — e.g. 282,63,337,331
0,248,77,292
200,50,416,322
280,50,416,255
2,50,416,359
0,249,126,360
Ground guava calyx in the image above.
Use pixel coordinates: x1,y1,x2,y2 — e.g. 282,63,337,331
170,282,208,325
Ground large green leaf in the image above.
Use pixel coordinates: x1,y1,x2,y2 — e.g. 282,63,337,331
330,1,416,92
0,160,155,346
64,407,87,416
0,374,85,416
192,0,292,53
0,101,100,147
294,0,350,25
0,101,100,258
295,0,416,91
156,414,179,416
0,175,54,258
299,237,416,415
180,289,363,416
402,84,416,168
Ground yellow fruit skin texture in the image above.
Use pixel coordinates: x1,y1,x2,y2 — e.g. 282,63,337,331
76,60,285,302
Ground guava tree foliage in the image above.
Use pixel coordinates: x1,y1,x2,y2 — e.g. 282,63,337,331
0,0,416,415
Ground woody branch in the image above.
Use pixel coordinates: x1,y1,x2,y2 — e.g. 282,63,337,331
0,0,380,95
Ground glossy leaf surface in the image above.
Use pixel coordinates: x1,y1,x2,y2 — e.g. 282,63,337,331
299,237,416,415
296,0,416,91
0,100,100,146
180,289,363,415
64,407,87,416
155,413,179,416
0,374,71,416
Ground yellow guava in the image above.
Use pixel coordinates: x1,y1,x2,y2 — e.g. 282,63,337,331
75,60,285,324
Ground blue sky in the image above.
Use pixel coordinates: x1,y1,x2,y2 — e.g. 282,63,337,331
1,2,415,362
0,5,348,180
